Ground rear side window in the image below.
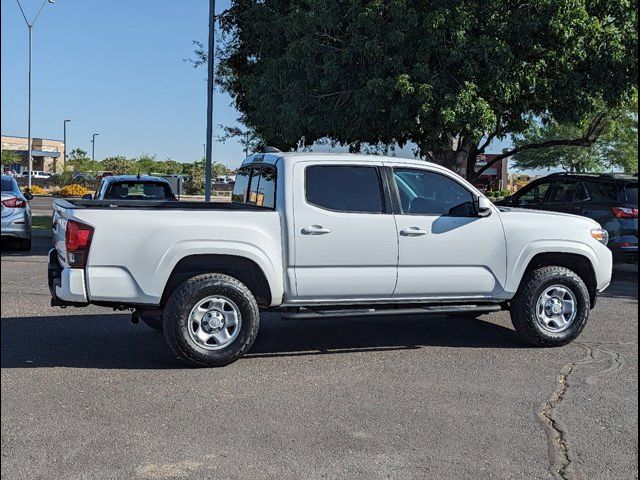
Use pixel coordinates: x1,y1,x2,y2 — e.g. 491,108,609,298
306,166,384,213
548,181,589,203
231,165,276,209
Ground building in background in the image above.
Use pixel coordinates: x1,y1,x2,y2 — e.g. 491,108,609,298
1,135,64,173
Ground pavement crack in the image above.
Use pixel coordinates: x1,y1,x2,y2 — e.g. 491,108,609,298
538,360,582,480
537,343,626,480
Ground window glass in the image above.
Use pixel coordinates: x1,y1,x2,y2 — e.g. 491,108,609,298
232,167,252,204
105,182,173,200
588,181,620,202
548,181,589,203
517,182,551,204
231,166,277,208
255,167,276,208
306,166,383,213
394,169,474,216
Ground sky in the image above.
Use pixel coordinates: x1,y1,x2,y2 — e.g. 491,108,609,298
1,0,510,170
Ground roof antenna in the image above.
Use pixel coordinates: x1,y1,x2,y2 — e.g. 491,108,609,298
137,167,141,180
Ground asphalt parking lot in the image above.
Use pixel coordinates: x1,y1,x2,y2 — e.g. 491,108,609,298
1,236,638,480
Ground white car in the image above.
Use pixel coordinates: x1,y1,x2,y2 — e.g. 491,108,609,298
48,152,613,367
21,170,51,179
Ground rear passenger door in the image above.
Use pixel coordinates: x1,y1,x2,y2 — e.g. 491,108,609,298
291,163,398,301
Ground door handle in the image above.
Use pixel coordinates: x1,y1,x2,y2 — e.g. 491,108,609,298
400,227,429,237
301,225,332,235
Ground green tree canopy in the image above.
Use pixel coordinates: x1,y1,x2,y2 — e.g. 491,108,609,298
102,156,135,175
1,150,20,167
513,92,639,174
205,0,637,180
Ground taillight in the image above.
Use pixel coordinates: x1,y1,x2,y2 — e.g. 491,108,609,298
612,207,639,218
1,198,27,208
65,220,94,267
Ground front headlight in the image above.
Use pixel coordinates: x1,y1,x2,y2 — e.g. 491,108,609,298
591,228,609,246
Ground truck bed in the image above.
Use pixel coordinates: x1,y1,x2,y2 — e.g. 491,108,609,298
54,198,270,211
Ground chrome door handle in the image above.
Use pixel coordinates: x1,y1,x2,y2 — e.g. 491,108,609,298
400,227,429,237
301,225,332,235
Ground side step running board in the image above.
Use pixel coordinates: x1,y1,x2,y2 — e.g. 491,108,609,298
281,304,503,320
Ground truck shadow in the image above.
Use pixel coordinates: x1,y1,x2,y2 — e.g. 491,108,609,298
0,313,523,369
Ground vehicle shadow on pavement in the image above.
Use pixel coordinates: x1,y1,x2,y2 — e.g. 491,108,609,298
0,312,524,369
0,238,50,258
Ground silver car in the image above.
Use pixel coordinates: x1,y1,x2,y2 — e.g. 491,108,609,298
1,174,32,251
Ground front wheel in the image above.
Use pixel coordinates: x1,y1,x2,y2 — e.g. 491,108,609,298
511,266,590,347
163,273,260,367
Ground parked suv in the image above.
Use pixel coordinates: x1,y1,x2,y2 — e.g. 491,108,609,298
499,173,638,264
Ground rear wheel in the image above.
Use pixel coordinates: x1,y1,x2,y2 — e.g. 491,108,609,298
511,266,590,347
163,273,260,367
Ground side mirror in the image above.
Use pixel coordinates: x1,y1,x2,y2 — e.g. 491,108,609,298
82,193,94,200
24,193,34,201
477,197,493,217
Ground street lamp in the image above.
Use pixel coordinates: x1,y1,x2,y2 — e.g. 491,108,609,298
63,119,70,171
91,133,99,162
204,0,216,202
16,0,55,189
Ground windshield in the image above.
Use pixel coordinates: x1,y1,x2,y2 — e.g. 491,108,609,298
104,181,174,200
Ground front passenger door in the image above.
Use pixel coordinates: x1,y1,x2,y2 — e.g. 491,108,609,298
392,167,507,299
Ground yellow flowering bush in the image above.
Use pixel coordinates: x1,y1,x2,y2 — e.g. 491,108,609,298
56,184,92,197
24,185,46,195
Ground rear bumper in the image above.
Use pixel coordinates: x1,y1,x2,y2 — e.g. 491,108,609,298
1,213,31,239
48,249,89,306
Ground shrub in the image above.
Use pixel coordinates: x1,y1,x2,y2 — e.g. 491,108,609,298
500,189,511,197
24,185,46,195
56,184,92,197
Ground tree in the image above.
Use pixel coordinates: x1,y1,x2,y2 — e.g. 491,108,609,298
513,92,639,173
135,154,159,175
216,124,263,157
162,159,184,175
67,148,96,173
202,0,637,181
1,150,20,168
101,156,134,175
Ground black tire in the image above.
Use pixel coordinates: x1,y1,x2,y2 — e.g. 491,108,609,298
511,266,590,347
163,273,260,367
138,311,164,332
18,237,31,251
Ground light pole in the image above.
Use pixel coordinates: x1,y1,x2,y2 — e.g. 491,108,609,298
204,0,216,202
63,119,70,171
16,0,55,189
91,133,99,162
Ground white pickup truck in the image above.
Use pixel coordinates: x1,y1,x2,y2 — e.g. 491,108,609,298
49,152,613,367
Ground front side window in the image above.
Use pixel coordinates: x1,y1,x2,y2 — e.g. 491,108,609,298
306,165,384,213
394,169,474,216
517,181,552,204
231,165,277,209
